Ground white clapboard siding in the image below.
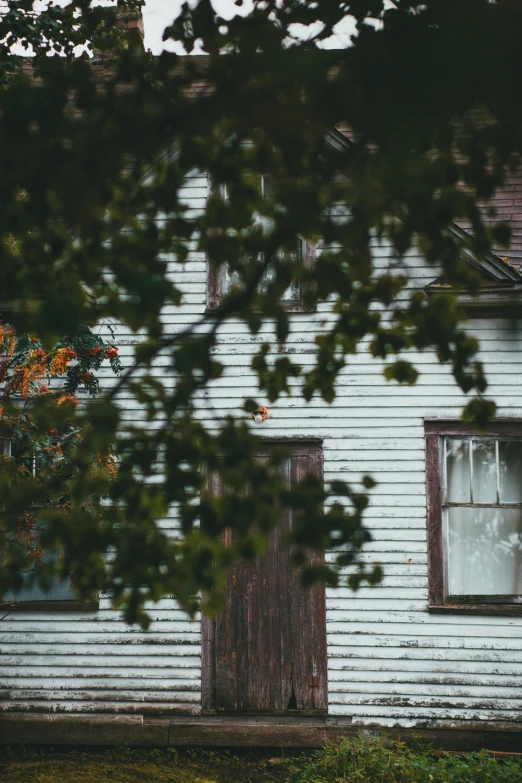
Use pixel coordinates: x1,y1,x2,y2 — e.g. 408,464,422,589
2,168,522,725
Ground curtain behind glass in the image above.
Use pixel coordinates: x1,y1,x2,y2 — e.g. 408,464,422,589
447,507,522,595
445,436,522,596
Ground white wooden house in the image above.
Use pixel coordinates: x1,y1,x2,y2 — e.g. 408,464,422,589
1,128,522,751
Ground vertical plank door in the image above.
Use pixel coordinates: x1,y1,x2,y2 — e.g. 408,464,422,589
201,443,327,714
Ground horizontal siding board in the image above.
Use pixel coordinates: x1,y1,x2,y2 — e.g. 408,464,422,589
328,682,522,699
328,695,522,712
0,633,200,644
326,623,522,639
327,602,429,612
329,674,522,689
327,636,522,650
328,659,522,675
325,612,522,630
329,704,522,720
327,648,522,663
3,615,198,626
0,656,201,668
0,644,200,656
0,691,200,702
0,678,200,691
0,701,200,714
0,622,200,634
0,668,201,679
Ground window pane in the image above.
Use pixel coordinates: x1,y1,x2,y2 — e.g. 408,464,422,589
1,439,11,457
447,506,522,595
3,550,75,602
280,278,301,302
499,440,522,504
472,439,497,504
446,438,470,503
221,175,302,302
262,261,301,302
224,265,242,291
224,259,301,302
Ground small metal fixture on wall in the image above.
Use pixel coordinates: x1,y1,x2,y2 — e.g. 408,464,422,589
252,406,269,423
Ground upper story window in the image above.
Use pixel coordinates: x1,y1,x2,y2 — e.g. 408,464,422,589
207,174,315,311
425,422,522,614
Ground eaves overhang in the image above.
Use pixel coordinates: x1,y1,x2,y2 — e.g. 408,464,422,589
426,281,522,309
425,226,522,314
448,224,522,283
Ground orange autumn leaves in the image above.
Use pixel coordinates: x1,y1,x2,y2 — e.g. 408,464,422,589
0,321,121,484
0,321,121,470
0,323,120,402
1,327,76,400
49,347,77,377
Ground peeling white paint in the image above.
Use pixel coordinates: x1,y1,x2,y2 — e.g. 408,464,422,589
2,170,522,726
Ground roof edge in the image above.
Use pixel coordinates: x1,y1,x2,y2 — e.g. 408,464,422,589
449,224,522,282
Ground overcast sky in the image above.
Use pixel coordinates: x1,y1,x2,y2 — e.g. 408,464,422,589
3,0,358,56
142,0,357,54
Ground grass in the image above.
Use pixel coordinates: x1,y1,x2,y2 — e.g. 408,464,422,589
1,737,522,783
0,746,289,783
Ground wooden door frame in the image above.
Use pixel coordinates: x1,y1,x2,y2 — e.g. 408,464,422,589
201,438,327,714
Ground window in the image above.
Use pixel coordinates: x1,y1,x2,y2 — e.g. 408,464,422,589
426,421,522,614
207,175,316,310
0,438,82,607
2,548,77,604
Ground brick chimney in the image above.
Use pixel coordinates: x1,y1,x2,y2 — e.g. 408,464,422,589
116,9,145,44
92,7,145,73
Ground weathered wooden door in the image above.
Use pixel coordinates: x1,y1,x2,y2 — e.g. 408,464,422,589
201,443,327,714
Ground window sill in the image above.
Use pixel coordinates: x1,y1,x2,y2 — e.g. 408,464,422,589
429,604,522,617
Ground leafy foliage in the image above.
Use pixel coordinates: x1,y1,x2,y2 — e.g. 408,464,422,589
286,736,522,783
0,0,144,83
1,0,522,624
0,322,121,597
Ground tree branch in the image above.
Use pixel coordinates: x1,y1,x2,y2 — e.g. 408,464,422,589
105,254,275,402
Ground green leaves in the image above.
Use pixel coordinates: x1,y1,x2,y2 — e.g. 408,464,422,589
462,397,498,430
2,0,519,625
287,735,522,783
384,360,419,385
252,343,302,402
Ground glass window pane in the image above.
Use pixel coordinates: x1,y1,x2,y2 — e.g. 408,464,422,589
446,438,470,503
499,440,522,504
262,263,301,302
447,506,522,595
224,257,301,301
280,279,301,301
1,439,11,456
224,265,242,291
472,439,497,504
3,550,75,602
222,175,302,302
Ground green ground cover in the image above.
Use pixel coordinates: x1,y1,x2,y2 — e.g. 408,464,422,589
287,737,522,783
0,746,287,783
1,737,521,783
